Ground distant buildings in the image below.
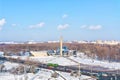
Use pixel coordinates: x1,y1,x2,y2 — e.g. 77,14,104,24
0,40,120,45
30,51,48,57
93,40,120,45
0,51,4,56
47,40,59,43
72,40,120,45
0,41,18,44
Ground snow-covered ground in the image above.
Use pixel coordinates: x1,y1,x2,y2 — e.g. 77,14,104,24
7,53,120,70
69,53,120,70
0,69,96,80
3,62,19,70
56,71,96,80
30,56,78,66
0,57,96,80
0,62,96,80
30,55,120,70
7,56,78,66
2,52,120,80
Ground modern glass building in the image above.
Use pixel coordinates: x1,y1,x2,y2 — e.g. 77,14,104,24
56,46,69,55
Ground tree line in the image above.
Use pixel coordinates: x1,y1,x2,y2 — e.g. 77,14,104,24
0,43,120,61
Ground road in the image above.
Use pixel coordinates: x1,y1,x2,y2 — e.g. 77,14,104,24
0,56,120,80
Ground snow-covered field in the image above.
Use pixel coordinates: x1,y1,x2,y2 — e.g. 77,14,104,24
2,52,120,80
0,62,95,80
7,52,120,70
30,56,78,66
3,62,19,70
69,53,120,70
0,69,95,80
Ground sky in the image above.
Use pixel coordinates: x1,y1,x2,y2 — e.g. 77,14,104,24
0,0,120,41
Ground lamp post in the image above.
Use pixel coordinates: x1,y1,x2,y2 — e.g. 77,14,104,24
78,63,81,80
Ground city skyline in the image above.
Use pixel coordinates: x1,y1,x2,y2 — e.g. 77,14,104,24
0,0,120,41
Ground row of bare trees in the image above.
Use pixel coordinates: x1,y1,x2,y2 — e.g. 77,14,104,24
0,43,120,61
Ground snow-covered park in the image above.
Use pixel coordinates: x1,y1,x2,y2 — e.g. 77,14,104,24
8,52,120,70
2,52,120,80
0,62,95,80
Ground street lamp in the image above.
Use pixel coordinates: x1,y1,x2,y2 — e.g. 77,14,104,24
78,63,81,80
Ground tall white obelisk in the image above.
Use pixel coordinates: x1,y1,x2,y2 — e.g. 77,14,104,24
60,36,63,56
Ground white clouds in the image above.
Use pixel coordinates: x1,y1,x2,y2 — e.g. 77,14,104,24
57,14,69,30
29,22,45,29
88,25,102,30
0,27,2,31
57,24,69,30
80,25,102,30
11,24,17,26
0,18,6,30
62,14,68,19
0,18,6,26
11,24,21,27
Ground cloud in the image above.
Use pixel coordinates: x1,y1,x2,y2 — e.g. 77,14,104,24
11,24,17,26
0,18,6,26
88,25,102,30
29,22,45,29
62,14,68,19
0,18,6,30
0,27,2,31
80,25,102,30
57,24,69,30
